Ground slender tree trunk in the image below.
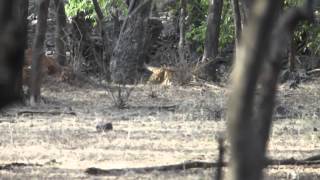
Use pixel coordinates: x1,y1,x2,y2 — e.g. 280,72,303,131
54,0,67,66
178,0,187,62
19,0,29,49
231,0,242,46
0,0,26,108
110,2,121,40
30,0,50,105
15,0,29,97
239,0,254,27
288,37,296,72
92,0,104,21
201,0,224,62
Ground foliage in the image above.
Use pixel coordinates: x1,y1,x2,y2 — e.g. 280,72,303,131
285,0,320,55
186,0,234,54
65,0,127,21
185,0,319,55
65,0,319,55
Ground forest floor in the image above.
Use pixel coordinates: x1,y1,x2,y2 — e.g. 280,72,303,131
0,77,319,179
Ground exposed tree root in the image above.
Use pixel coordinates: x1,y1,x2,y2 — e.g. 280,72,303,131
85,156,320,176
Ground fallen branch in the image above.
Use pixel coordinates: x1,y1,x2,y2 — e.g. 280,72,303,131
85,156,320,176
86,161,223,176
307,68,320,75
127,105,179,112
17,110,76,116
0,162,42,171
0,159,58,171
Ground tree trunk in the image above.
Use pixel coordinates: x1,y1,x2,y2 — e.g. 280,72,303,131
239,0,254,27
110,0,152,84
92,0,104,22
288,37,296,72
202,0,224,62
54,0,67,66
231,0,242,46
227,0,281,179
178,0,187,62
30,0,50,105
227,0,315,180
15,0,29,98
0,0,26,108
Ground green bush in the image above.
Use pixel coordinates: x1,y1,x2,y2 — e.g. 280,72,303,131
65,0,127,21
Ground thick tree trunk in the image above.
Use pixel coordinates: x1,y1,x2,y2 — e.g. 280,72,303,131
231,0,242,46
227,0,315,180
110,0,152,84
202,0,224,62
227,0,281,179
54,0,67,66
178,0,187,62
0,1,26,108
30,0,50,105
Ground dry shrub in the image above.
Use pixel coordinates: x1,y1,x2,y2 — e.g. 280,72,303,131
173,61,193,85
107,83,135,109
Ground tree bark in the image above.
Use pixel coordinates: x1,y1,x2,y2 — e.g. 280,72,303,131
30,0,50,105
239,0,254,27
54,0,67,66
288,37,296,72
227,0,315,180
110,0,152,84
92,0,104,22
201,0,224,62
15,0,29,98
227,0,281,179
0,0,26,108
231,0,242,46
255,0,314,159
178,0,187,62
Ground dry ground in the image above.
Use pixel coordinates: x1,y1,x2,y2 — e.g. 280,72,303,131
0,78,319,179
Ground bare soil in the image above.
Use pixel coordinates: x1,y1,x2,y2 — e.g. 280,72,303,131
0,78,319,179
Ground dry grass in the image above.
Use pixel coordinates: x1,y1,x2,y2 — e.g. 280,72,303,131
0,78,319,179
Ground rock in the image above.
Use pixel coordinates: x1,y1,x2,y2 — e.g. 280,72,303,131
96,122,113,132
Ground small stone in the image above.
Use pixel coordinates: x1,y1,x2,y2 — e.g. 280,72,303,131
96,122,113,132
313,127,318,132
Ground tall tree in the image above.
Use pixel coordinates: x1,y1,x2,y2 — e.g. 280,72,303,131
178,0,187,62
54,0,67,66
227,0,315,180
231,0,242,46
110,0,152,84
0,0,26,108
201,0,224,62
30,0,50,105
